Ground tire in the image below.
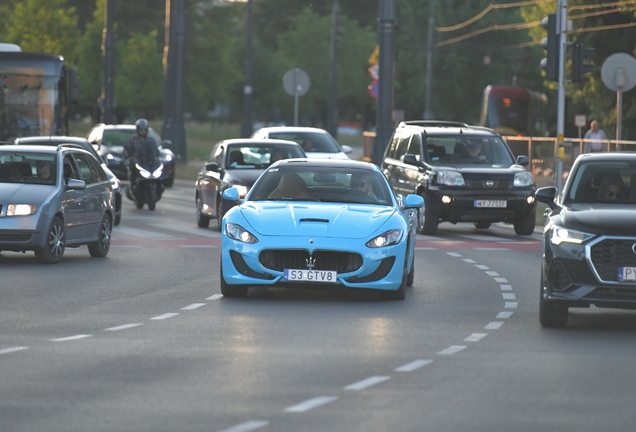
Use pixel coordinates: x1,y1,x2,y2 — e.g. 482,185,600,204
382,266,406,300
88,214,112,258
220,261,249,297
418,195,439,235
474,221,491,229
114,213,121,226
35,217,65,264
406,255,415,287
514,208,536,235
216,199,224,232
147,186,158,211
196,195,210,228
540,290,568,327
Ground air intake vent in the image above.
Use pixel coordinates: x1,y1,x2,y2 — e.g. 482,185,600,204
300,218,329,223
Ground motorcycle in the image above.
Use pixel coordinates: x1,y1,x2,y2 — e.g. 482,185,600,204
126,156,165,211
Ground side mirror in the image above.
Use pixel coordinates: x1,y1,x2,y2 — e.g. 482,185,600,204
535,186,557,210
222,187,240,201
403,154,423,169
516,155,529,166
205,162,219,172
163,139,173,149
68,67,80,104
404,194,424,209
66,178,86,190
341,145,353,154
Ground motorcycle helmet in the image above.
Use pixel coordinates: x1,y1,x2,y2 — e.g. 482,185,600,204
135,118,149,131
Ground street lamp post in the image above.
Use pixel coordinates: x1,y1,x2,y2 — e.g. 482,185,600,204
241,0,253,138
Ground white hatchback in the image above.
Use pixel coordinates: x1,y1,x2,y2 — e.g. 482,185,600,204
251,126,352,160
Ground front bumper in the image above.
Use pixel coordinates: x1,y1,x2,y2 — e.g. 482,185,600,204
0,213,46,252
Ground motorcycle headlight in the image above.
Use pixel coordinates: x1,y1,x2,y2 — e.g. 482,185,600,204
136,163,152,179
226,223,259,244
152,165,164,178
550,225,595,245
436,171,465,186
7,204,38,216
366,229,403,248
514,171,533,187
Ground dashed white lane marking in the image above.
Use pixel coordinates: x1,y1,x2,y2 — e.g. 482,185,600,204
0,346,28,355
105,323,143,331
217,420,269,432
462,259,476,263
484,321,504,330
437,345,467,355
395,359,433,372
49,335,92,342
464,333,488,342
206,294,224,301
505,302,518,308
446,252,463,257
500,284,513,290
283,396,338,413
113,226,179,239
494,277,508,283
502,293,517,300
496,311,514,319
151,223,222,238
181,303,206,310
344,376,390,390
150,313,180,320
475,264,490,269
485,271,500,276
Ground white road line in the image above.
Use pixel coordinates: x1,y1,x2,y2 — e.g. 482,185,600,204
494,277,508,283
150,223,222,238
496,311,514,319
464,333,488,342
217,420,269,432
0,346,28,355
105,323,143,331
468,235,512,242
484,321,504,330
485,271,500,276
475,264,490,269
181,303,206,310
500,284,513,290
462,259,476,263
206,294,223,301
437,345,467,355
344,376,390,391
418,235,447,241
49,335,92,342
113,226,177,239
283,396,338,413
150,313,180,320
505,302,518,309
395,359,433,372
502,293,517,300
446,252,462,257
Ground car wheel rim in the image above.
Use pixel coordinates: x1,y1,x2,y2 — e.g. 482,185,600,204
100,219,112,250
49,223,64,257
418,201,426,229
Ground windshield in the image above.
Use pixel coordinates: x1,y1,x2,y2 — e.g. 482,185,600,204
425,135,515,167
249,165,393,205
0,60,62,141
0,151,57,185
566,160,636,204
267,131,341,153
225,144,305,169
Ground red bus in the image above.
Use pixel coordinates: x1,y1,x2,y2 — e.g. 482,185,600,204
480,85,547,137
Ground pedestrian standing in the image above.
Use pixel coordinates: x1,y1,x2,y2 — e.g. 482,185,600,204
583,120,608,152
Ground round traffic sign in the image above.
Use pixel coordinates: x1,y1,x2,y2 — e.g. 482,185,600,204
282,68,310,96
601,53,636,92
368,81,378,99
368,64,379,81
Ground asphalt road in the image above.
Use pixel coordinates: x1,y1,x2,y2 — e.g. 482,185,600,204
2,182,636,432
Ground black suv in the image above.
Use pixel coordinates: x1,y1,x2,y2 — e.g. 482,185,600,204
381,121,536,235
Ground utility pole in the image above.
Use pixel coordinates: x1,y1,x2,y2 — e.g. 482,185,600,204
101,0,115,124
373,0,397,166
326,0,340,138
424,0,435,120
241,0,253,138
555,0,567,193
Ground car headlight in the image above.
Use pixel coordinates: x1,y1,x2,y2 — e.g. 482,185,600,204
514,171,533,187
233,185,249,198
436,171,465,186
110,177,120,190
550,225,595,245
366,229,403,248
226,223,259,244
163,154,174,162
6,204,38,216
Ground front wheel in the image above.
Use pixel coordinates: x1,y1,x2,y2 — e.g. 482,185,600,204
514,208,536,235
196,195,210,228
539,290,568,327
216,199,225,232
147,186,158,211
418,195,439,235
220,261,249,297
35,217,65,264
381,267,406,300
88,214,112,257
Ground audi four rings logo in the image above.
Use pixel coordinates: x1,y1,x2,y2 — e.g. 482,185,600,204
486,180,494,187
632,243,636,254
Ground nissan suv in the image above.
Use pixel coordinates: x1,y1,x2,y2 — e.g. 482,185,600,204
381,121,536,235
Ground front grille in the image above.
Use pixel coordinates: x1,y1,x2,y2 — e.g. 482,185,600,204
260,249,362,274
466,178,510,189
590,238,636,282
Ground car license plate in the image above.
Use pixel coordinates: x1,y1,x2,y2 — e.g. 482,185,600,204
284,269,337,283
474,200,507,208
618,267,636,281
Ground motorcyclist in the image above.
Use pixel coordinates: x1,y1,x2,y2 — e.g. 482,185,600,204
123,118,160,189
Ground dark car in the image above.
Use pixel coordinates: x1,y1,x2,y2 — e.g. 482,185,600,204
195,138,306,230
535,152,636,327
381,120,537,235
0,145,115,263
87,123,176,187
13,136,122,226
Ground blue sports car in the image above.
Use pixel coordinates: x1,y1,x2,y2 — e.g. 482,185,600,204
220,159,424,299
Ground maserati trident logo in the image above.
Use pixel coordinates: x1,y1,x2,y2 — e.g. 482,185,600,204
306,255,316,269
486,180,494,188
632,243,636,254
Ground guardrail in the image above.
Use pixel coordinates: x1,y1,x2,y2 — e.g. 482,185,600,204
361,132,636,187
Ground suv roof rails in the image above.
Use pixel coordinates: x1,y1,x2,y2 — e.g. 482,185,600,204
398,120,470,128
